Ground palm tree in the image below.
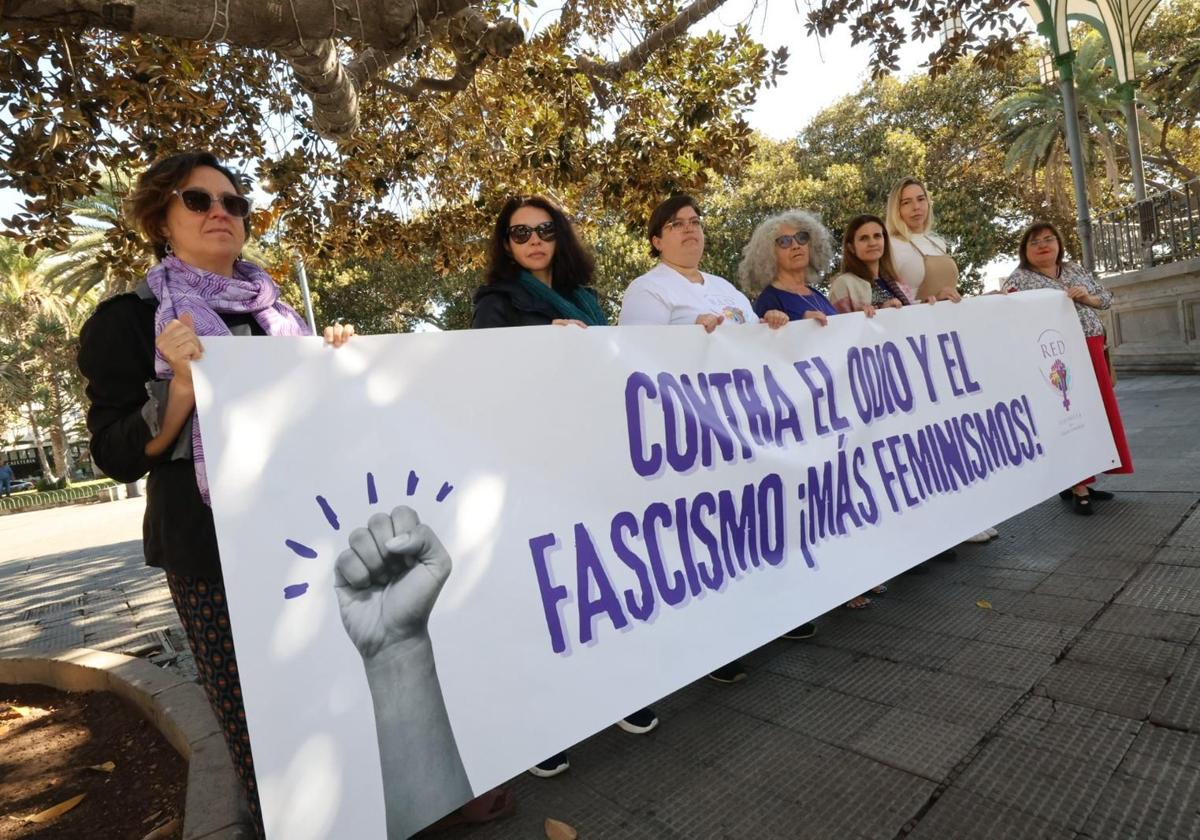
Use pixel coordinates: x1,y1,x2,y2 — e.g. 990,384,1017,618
42,169,150,300
0,240,93,481
993,31,1136,212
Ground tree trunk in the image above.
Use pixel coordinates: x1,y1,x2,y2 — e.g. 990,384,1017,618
48,376,75,480
22,402,54,481
2,0,452,50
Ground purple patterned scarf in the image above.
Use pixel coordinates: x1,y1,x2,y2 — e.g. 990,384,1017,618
148,256,311,505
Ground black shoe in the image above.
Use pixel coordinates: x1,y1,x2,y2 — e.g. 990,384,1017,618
528,752,570,778
616,707,659,734
933,549,958,562
781,622,817,640
708,660,748,684
1088,489,1115,501
1059,489,1073,501
1072,494,1094,516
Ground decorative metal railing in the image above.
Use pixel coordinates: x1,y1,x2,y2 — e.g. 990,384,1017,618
1094,178,1200,274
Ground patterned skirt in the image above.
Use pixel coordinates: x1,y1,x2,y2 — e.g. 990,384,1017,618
165,571,265,839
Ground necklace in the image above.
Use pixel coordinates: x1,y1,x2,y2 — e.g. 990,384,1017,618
775,280,813,298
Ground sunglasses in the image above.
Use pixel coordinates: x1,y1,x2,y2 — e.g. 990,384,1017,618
172,188,252,218
775,232,811,248
508,222,557,244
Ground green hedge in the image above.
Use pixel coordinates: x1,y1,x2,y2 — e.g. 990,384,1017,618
0,480,119,512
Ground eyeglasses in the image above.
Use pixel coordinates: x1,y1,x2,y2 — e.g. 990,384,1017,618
1030,235,1058,247
508,222,557,244
775,232,811,248
172,188,252,218
663,216,704,233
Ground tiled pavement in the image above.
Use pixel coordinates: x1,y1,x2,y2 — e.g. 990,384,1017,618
3,375,1199,838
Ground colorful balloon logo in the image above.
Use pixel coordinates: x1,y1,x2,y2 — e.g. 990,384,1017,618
1048,359,1071,411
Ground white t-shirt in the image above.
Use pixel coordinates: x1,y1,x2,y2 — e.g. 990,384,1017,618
891,232,949,290
618,262,755,326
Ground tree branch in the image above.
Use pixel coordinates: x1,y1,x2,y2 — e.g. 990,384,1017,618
574,0,728,80
277,39,360,138
375,12,522,102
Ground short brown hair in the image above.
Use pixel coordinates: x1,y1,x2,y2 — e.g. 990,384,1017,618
647,195,702,258
1018,222,1066,271
129,152,251,261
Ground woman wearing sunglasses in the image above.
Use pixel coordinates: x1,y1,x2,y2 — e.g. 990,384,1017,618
1006,222,1133,515
742,209,844,327
471,196,657,780
472,195,608,329
77,152,353,837
741,210,889,610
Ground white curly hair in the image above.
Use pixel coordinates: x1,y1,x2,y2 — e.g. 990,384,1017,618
737,209,835,292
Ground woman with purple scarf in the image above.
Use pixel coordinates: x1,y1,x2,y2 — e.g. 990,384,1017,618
77,152,351,836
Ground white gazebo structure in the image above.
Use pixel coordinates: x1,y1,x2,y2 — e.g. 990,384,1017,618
1022,0,1162,270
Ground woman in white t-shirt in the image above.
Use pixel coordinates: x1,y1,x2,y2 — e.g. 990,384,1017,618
886,177,962,303
618,195,788,332
618,195,805,686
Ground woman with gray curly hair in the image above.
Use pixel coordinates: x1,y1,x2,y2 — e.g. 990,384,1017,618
741,209,872,326
741,210,887,610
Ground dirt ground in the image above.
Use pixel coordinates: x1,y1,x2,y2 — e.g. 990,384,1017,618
0,683,185,840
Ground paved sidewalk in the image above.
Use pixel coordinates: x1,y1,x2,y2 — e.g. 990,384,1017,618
3,375,1199,838
0,497,197,681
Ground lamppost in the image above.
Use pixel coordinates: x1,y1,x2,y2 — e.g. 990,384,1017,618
294,248,317,334
269,208,317,334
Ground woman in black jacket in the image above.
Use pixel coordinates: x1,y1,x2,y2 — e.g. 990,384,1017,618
471,196,657,778
77,152,353,837
472,195,608,329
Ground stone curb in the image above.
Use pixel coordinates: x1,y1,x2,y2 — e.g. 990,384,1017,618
0,647,252,840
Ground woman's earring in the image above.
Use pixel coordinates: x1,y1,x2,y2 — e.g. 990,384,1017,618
164,240,174,256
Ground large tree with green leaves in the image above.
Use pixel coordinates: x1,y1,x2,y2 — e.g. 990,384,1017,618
699,50,1057,293
0,0,1039,284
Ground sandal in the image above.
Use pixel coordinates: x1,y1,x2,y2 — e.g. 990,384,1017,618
417,788,515,834
845,595,872,609
871,584,888,595
1072,494,1094,516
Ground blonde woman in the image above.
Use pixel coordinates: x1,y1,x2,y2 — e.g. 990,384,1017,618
887,179,994,544
886,177,961,303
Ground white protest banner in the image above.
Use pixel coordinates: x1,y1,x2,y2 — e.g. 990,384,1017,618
192,289,1119,839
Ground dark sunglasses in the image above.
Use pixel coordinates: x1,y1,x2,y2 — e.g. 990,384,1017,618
775,231,811,248
173,188,252,218
507,221,557,244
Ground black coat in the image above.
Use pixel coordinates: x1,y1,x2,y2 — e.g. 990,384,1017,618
77,291,264,578
471,279,602,329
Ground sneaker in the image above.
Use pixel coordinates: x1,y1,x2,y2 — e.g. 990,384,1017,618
528,752,570,778
616,707,659,735
781,622,817,640
707,660,748,684
985,527,1000,538
962,530,991,543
